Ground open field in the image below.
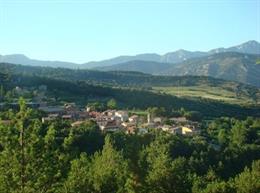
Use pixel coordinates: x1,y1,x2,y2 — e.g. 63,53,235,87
153,85,260,106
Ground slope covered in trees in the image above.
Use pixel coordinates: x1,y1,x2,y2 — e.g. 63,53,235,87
0,101,259,192
4,74,260,118
1,62,259,106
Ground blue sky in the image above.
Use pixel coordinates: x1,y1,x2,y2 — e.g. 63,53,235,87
0,0,259,63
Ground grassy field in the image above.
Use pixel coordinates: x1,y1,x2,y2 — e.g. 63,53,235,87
153,85,260,106
128,110,148,116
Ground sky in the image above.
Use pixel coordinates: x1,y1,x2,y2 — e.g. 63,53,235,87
0,0,259,63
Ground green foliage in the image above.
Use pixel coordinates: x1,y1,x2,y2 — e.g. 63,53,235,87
146,107,166,117
64,120,103,154
231,121,248,146
0,99,71,192
87,101,105,112
90,136,132,193
65,136,133,193
184,111,202,121
0,69,9,86
234,160,260,193
1,62,259,118
140,136,192,193
107,98,117,109
217,129,228,145
0,100,259,193
63,153,93,193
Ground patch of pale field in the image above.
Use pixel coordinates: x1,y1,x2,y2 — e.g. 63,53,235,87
153,86,257,105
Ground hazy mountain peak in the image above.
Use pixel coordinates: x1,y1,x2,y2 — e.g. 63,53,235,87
1,53,28,59
175,49,190,53
1,40,259,69
235,40,260,49
0,54,29,63
210,40,260,55
243,40,259,45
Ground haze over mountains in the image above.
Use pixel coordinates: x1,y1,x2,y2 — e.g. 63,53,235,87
1,40,259,68
1,40,260,87
87,40,260,67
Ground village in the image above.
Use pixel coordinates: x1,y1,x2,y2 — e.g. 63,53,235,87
40,103,200,136
0,85,200,135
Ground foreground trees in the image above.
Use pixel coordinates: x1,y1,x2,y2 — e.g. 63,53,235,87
0,99,71,192
0,101,259,192
64,136,132,193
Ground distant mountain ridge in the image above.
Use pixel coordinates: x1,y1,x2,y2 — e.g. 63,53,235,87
85,40,260,67
0,54,79,68
1,40,259,69
159,52,260,87
209,40,260,55
98,52,260,87
94,60,174,74
1,40,260,87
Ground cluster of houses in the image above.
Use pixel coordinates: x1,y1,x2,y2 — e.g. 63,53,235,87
0,85,200,135
40,103,200,136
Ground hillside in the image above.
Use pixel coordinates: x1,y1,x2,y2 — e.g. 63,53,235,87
0,54,79,68
161,52,260,87
94,60,174,74
96,52,260,87
6,74,260,118
85,40,260,67
1,62,260,106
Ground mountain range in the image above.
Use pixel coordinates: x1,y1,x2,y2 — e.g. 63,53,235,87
1,40,260,87
97,52,260,87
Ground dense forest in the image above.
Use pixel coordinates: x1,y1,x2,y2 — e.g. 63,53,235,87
0,99,259,193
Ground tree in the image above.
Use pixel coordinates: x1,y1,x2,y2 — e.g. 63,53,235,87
146,107,166,117
192,169,234,193
141,136,191,193
234,160,260,193
231,121,248,146
107,98,117,109
218,129,228,145
90,136,132,193
0,70,9,87
144,140,173,193
184,111,202,122
0,98,70,192
63,153,93,193
0,85,5,100
64,120,103,155
87,101,105,112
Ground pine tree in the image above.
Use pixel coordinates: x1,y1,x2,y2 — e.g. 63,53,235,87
90,136,132,193
234,160,260,193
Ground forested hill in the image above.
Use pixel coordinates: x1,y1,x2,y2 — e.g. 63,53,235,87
2,71,259,118
0,62,257,88
1,62,260,107
95,52,260,87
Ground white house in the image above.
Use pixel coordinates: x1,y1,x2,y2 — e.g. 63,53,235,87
115,111,128,122
129,115,139,124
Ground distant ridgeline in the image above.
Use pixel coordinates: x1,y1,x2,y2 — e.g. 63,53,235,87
95,52,260,88
1,41,260,87
0,62,258,88
0,62,260,118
